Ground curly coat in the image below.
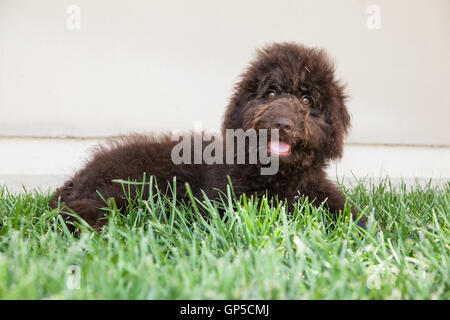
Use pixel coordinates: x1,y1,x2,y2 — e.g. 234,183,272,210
52,42,365,230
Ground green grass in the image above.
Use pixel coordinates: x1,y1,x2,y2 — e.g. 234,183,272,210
0,178,448,299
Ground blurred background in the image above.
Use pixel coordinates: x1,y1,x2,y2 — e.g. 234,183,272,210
0,0,449,192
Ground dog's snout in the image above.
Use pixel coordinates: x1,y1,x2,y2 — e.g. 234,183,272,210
272,117,294,131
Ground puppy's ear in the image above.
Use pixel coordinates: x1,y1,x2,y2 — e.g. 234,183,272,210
222,94,242,135
222,79,254,136
222,51,262,136
339,94,351,135
328,83,351,159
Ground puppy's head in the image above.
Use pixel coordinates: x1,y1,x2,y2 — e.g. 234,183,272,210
222,42,351,168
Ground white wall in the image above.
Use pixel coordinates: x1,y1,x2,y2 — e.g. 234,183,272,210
0,0,449,191
1,0,449,145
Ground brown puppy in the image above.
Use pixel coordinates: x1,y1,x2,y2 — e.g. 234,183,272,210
52,42,365,230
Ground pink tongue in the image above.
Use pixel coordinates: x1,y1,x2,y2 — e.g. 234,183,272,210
269,141,291,155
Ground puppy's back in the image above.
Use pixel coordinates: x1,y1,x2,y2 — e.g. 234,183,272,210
52,133,206,228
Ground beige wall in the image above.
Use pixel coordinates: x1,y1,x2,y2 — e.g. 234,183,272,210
1,0,449,146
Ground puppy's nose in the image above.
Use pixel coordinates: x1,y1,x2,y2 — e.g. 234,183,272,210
272,117,294,131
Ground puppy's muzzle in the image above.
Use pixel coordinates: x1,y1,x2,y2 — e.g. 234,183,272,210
271,117,294,132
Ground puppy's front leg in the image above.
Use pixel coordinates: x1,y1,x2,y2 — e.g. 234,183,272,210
305,179,366,228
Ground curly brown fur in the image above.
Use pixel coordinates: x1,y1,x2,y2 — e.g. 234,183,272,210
52,42,365,230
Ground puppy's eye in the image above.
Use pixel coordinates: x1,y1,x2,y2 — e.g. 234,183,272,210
301,95,312,106
265,90,277,99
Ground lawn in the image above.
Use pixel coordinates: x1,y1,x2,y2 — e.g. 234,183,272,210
0,178,448,299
